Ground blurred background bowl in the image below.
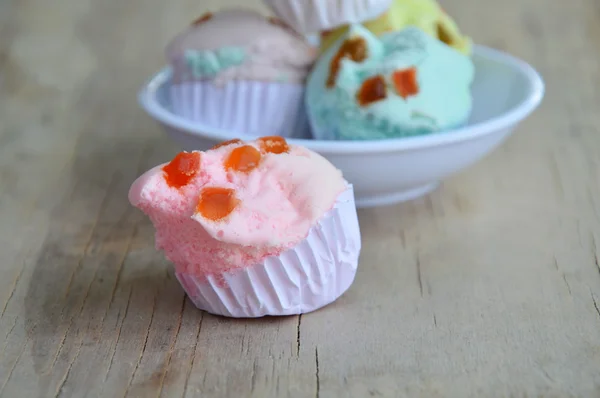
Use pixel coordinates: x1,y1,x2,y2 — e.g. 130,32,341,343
139,45,544,208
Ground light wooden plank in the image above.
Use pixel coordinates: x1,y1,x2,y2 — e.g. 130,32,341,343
1,0,600,396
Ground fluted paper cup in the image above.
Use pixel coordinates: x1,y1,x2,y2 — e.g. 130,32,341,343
175,185,361,318
169,81,310,139
263,0,393,34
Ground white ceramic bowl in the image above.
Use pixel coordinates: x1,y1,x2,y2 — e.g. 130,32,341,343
139,45,544,208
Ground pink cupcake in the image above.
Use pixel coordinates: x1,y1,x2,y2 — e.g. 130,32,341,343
166,9,317,138
128,136,361,317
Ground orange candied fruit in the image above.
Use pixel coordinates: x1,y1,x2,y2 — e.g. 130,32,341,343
320,29,333,40
196,187,238,221
192,12,213,26
224,145,262,173
356,75,387,107
162,151,201,188
211,138,242,150
327,37,368,88
257,136,289,154
392,67,419,99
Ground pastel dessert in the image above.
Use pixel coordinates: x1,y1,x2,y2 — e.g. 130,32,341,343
305,25,475,140
167,9,317,138
128,137,361,318
319,0,472,55
262,0,393,34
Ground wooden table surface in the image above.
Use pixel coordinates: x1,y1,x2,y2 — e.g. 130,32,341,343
1,0,600,396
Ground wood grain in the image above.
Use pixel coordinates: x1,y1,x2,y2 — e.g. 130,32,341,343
1,0,600,396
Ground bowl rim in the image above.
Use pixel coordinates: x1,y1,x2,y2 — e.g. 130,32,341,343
139,45,545,155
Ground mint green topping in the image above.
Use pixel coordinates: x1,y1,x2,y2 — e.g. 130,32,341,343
215,47,246,67
185,46,247,78
306,25,474,141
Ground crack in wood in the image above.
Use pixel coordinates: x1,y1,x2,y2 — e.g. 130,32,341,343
540,368,555,383
48,266,101,372
45,172,120,374
554,257,572,295
90,221,139,385
54,338,84,398
157,293,187,398
103,288,133,382
0,260,27,319
106,224,137,313
61,173,118,301
562,275,572,296
591,233,600,280
250,358,258,393
315,347,320,398
182,312,204,398
416,254,424,297
1,316,19,352
296,314,302,357
240,328,246,358
0,337,30,396
592,294,600,320
123,291,157,397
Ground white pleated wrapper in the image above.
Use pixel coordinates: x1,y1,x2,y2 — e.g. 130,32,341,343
175,185,361,318
170,81,310,139
263,0,393,34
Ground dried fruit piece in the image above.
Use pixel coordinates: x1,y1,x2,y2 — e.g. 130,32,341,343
267,17,304,39
321,29,333,39
192,12,213,25
268,17,289,29
196,187,238,221
224,145,262,173
211,139,242,150
163,152,201,188
356,75,387,106
392,67,419,99
437,22,453,46
258,136,289,154
327,37,368,88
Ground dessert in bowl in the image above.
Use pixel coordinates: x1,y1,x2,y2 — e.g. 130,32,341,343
139,44,544,207
139,2,543,207
305,25,475,141
166,8,316,138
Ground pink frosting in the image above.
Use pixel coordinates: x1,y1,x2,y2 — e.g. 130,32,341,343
128,139,346,276
166,8,317,85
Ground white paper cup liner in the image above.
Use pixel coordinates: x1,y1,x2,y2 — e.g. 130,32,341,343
175,185,361,318
263,0,393,33
170,81,310,139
